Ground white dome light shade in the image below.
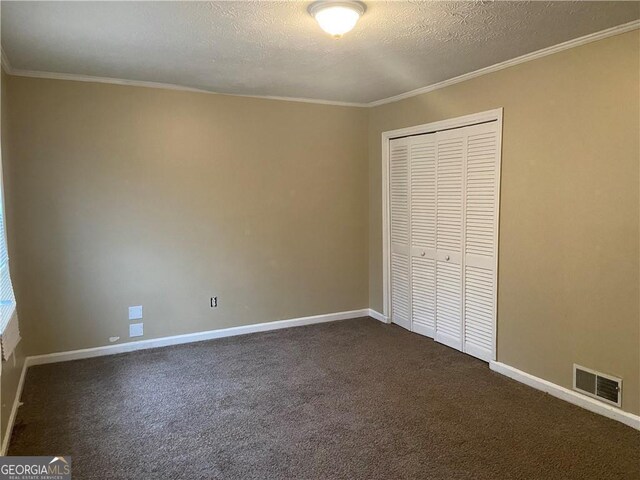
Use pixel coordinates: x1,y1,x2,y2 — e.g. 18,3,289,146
308,1,366,38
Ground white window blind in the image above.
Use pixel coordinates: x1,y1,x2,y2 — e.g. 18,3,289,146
0,179,16,334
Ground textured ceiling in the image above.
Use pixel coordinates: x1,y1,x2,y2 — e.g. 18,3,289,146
2,1,638,104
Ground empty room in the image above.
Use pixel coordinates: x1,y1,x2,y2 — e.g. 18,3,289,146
0,1,638,479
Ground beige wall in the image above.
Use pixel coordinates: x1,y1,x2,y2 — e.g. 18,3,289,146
368,30,640,414
3,75,369,356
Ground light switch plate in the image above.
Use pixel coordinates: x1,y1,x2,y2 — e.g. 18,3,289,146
129,323,143,337
128,305,143,320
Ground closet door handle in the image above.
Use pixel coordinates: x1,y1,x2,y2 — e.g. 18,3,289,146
445,255,450,261
421,251,426,257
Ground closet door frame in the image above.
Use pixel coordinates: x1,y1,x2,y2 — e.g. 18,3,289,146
381,108,503,362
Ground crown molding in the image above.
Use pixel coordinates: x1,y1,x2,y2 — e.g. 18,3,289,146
2,19,638,108
4,64,368,108
223,91,367,108
368,19,640,107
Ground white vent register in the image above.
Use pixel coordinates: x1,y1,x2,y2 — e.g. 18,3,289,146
573,364,622,407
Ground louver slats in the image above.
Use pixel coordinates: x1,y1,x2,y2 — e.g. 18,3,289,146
391,253,410,329
464,265,494,353
412,257,435,335
390,142,409,247
411,140,436,250
389,139,411,330
436,139,464,252
436,261,462,348
466,131,497,257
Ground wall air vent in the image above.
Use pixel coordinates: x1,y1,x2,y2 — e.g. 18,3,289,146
573,364,622,407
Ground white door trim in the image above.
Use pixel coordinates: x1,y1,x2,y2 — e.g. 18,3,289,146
382,108,503,361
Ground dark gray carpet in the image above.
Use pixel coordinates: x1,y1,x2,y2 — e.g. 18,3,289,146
9,317,640,479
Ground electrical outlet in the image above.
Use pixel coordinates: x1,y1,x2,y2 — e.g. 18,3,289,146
129,323,143,337
210,297,218,308
128,305,143,320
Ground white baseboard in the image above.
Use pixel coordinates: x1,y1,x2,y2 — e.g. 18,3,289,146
490,361,640,431
1,359,28,455
367,309,389,323
26,309,371,367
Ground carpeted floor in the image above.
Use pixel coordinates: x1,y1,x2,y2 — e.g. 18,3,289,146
9,317,640,479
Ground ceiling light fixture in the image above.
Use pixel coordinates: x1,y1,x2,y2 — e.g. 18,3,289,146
308,1,366,38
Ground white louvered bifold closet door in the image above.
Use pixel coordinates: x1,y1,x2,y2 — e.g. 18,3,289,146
388,118,499,361
434,128,465,351
463,122,499,361
409,134,437,338
389,137,411,330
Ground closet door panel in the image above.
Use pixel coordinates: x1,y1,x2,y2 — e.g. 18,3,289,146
434,130,465,351
390,138,411,330
435,134,464,254
410,135,437,337
464,265,494,359
463,123,498,361
391,253,411,330
411,257,435,337
410,137,437,251
435,261,463,350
